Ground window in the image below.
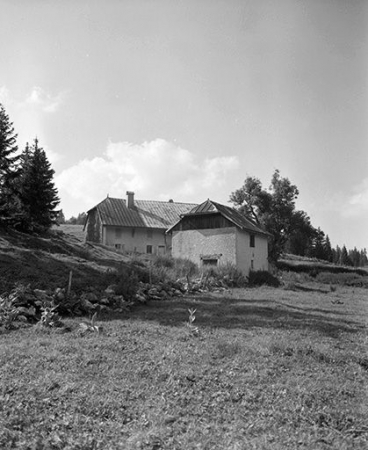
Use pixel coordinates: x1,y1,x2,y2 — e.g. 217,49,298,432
202,259,218,267
115,228,122,239
147,229,153,239
115,243,123,251
158,245,166,255
131,228,135,237
146,245,153,254
250,234,255,247
251,260,254,270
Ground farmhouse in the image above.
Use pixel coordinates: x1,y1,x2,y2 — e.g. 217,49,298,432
168,199,270,275
84,192,197,255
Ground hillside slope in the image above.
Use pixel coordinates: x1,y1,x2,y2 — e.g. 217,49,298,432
0,226,129,293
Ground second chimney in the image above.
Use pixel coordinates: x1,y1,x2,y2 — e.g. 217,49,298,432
126,191,135,209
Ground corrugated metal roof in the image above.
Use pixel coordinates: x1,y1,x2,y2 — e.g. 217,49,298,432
168,199,270,236
88,197,197,229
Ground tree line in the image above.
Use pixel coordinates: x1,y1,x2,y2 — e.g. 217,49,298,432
230,170,367,267
0,103,59,232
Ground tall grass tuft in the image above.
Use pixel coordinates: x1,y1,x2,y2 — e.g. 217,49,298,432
151,256,198,284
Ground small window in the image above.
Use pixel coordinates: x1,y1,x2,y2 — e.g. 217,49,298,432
146,245,153,254
147,229,153,239
250,234,255,247
202,259,218,267
251,260,254,270
115,228,122,239
115,243,122,250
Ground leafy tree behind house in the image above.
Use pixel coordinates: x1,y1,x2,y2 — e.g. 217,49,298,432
230,169,312,262
285,210,317,256
17,138,60,232
0,103,21,225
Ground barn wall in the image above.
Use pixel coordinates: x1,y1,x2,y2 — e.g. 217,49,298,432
171,228,237,267
103,226,170,254
236,229,269,275
85,210,103,243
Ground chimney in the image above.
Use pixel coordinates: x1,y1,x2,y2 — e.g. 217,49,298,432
126,191,135,209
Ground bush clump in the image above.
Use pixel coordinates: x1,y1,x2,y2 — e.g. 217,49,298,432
316,271,368,288
114,265,141,299
202,263,247,288
248,270,280,287
151,256,198,284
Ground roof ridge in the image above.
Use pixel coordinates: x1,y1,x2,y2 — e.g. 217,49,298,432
104,196,197,206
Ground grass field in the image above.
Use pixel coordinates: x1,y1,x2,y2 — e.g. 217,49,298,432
1,284,367,449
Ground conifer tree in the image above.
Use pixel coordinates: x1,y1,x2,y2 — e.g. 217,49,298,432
312,227,326,260
18,138,60,232
332,245,341,265
359,249,368,267
339,245,351,266
324,235,333,262
0,103,20,224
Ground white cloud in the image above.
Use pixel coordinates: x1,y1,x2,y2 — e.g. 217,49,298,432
25,86,64,113
343,177,368,217
0,86,11,104
56,139,239,216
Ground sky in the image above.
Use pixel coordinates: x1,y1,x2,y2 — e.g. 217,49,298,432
0,0,367,250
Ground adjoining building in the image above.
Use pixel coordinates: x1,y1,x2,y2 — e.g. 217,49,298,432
84,191,197,255
167,199,270,275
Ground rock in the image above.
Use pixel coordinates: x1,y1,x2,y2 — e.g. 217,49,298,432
148,288,159,297
86,292,99,303
99,297,110,305
135,294,147,304
16,306,36,317
54,288,65,301
105,284,118,295
17,315,28,323
82,299,95,311
34,289,51,301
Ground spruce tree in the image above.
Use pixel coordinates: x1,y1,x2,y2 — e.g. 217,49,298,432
339,245,351,266
0,103,20,224
312,228,326,260
324,235,333,262
18,138,60,232
359,249,368,267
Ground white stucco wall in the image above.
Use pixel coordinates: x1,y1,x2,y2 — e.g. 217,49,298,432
172,227,237,267
103,226,170,254
172,227,269,275
236,229,269,274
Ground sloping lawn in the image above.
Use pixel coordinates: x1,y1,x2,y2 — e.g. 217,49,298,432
1,286,367,449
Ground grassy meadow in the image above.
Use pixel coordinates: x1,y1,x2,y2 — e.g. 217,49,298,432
1,283,367,449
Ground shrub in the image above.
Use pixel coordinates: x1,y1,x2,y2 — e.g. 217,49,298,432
201,263,246,288
148,256,199,284
248,270,280,287
114,265,140,299
152,255,175,269
316,271,368,288
173,258,198,279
